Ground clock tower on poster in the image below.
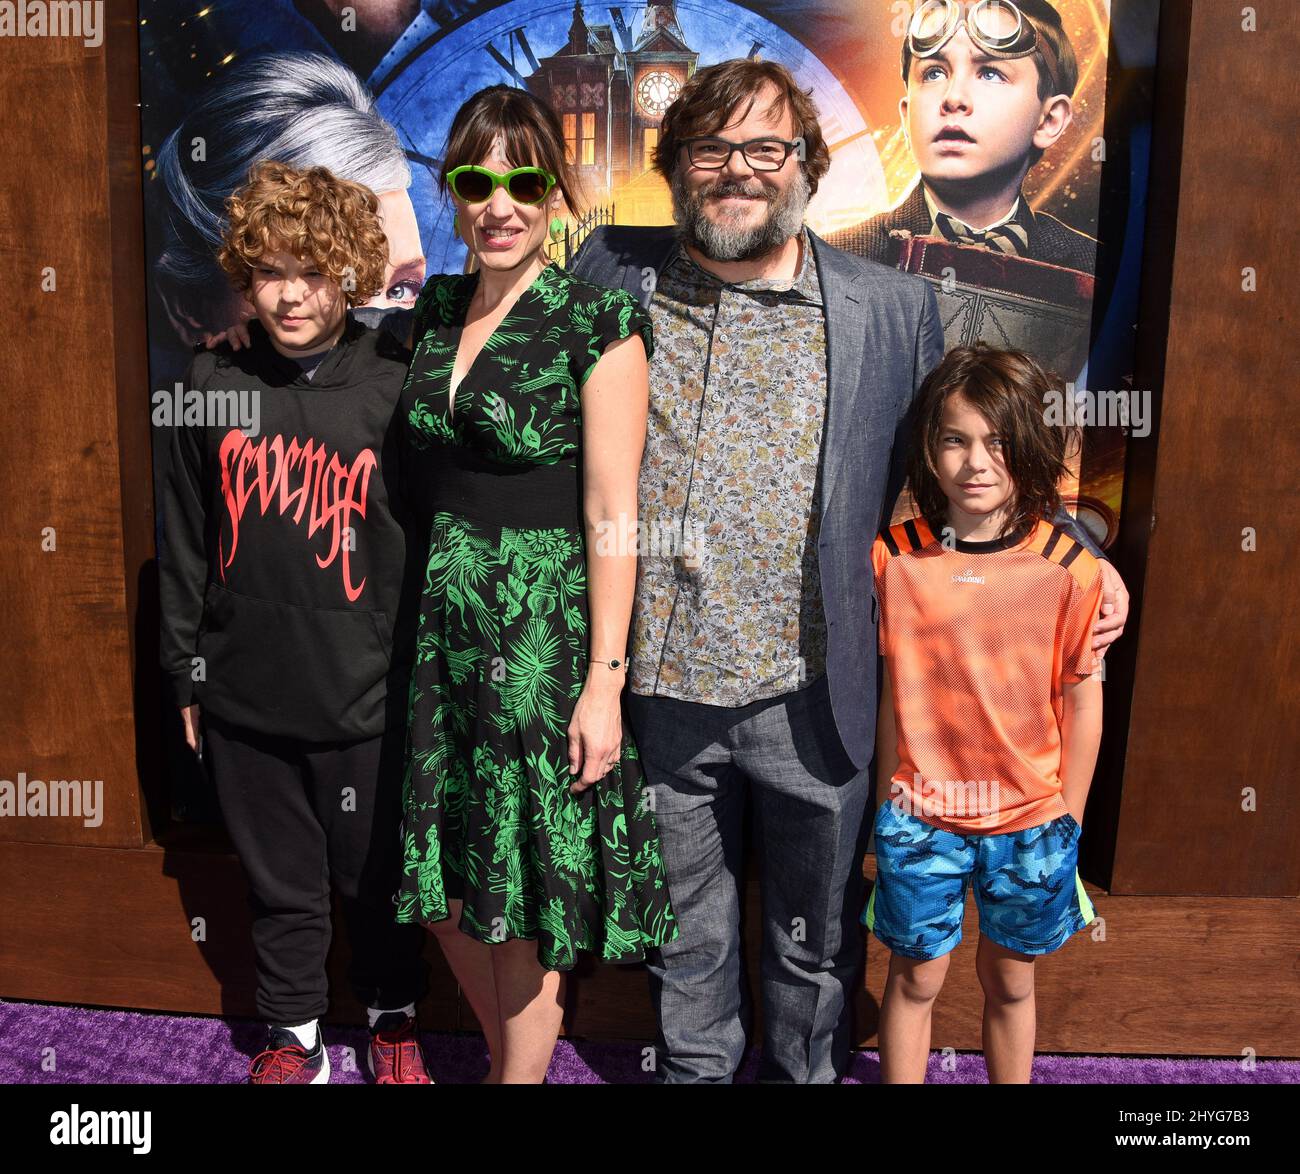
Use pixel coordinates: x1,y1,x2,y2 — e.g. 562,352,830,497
527,2,697,223
625,1,695,193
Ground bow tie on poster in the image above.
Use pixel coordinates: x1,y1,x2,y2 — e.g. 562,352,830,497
933,210,1030,257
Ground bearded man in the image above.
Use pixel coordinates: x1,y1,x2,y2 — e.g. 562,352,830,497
570,58,1127,1083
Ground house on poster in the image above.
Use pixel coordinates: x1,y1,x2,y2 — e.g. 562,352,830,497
526,1,698,223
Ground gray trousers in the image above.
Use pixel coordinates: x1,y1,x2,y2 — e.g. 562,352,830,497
626,673,869,1083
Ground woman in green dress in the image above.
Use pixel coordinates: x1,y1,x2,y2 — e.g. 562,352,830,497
396,85,677,1082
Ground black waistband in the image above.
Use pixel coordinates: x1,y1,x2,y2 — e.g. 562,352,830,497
428,447,583,530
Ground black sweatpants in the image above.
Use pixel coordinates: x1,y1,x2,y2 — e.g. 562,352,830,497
204,716,427,1024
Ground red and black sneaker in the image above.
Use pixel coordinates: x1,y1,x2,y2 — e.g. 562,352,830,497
249,1025,330,1085
367,1012,432,1084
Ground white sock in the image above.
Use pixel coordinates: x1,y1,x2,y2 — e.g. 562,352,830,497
367,1002,416,1029
279,1019,318,1050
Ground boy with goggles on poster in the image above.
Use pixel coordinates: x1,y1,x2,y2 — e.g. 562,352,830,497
827,0,1098,275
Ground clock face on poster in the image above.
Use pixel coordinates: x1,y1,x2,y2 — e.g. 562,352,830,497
636,71,681,117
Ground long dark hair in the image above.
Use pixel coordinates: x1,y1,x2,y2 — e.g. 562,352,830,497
440,85,584,216
906,342,1079,539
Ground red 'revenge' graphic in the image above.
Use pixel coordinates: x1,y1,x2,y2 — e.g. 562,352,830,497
217,430,376,602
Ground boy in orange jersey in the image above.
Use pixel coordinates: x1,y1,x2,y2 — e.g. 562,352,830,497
864,341,1104,1083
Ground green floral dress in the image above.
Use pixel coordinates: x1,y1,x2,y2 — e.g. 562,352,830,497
394,261,678,970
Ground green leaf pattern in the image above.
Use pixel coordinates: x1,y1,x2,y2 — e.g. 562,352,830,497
394,263,675,969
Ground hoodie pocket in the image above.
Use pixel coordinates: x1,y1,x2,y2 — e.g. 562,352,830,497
195,583,392,741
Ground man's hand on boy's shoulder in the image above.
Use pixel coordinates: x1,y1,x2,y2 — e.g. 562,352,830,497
1092,561,1129,654
201,321,252,352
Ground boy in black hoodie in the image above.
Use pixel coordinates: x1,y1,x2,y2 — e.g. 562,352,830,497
158,161,430,1084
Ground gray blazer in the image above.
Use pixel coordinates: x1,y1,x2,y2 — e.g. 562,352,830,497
570,224,1103,772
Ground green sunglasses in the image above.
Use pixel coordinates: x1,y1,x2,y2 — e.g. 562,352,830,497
445,165,557,207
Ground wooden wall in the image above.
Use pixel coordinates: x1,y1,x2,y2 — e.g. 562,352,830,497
0,2,153,848
1098,1,1300,897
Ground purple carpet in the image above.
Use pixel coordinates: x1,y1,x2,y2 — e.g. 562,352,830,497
1,999,1295,1083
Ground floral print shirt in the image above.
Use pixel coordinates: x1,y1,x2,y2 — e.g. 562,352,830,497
631,228,830,705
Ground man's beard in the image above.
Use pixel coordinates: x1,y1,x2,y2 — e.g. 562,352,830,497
670,166,811,262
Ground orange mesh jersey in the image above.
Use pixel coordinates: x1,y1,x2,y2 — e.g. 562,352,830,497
872,515,1104,835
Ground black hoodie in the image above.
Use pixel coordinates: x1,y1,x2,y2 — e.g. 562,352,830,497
157,312,424,742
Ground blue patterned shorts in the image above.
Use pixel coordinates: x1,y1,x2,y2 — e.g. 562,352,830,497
863,801,1097,960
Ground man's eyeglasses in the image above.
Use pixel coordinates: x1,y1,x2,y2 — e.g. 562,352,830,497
680,137,801,172
445,165,557,206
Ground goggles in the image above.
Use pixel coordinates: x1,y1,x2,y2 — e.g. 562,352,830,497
445,165,557,206
905,0,1062,93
